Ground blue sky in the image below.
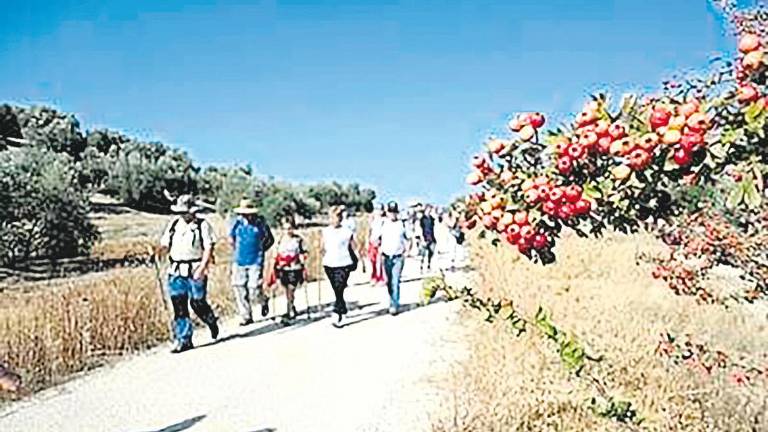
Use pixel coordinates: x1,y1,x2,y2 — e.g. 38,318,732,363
0,0,746,204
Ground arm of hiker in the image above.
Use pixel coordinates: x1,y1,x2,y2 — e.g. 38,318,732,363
228,217,239,249
194,221,216,280
262,219,275,251
156,220,174,257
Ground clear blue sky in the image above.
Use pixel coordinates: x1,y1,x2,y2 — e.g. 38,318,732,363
0,0,745,204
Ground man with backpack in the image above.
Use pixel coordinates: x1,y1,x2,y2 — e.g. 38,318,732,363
157,195,220,354
229,198,275,326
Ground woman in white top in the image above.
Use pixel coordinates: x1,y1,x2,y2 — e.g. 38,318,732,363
322,206,357,327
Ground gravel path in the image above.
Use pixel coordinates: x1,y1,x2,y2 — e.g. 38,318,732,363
0,255,467,432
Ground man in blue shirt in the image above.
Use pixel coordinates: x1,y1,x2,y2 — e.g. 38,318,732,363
229,198,274,326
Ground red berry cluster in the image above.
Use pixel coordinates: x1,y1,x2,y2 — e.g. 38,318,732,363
735,33,768,107
648,100,710,168
657,333,768,387
521,176,591,220
508,112,546,142
466,154,495,186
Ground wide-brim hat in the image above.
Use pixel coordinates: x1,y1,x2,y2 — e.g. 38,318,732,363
170,194,201,214
234,198,260,215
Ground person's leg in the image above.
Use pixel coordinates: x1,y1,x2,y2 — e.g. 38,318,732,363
427,242,436,270
281,271,297,318
383,255,395,304
231,265,253,323
390,255,405,311
337,268,350,314
248,265,269,317
368,243,379,282
189,277,218,339
168,275,193,348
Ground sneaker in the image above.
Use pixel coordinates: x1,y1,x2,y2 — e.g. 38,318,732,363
332,313,343,328
208,320,219,340
261,302,270,318
239,318,254,327
170,341,194,354
388,306,399,316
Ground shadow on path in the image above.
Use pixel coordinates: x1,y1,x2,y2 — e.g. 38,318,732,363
137,415,205,432
195,301,379,350
339,297,451,329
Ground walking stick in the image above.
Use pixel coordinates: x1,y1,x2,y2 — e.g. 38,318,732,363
303,271,311,319
148,246,174,336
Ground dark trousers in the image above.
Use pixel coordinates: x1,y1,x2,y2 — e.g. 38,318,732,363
324,266,351,315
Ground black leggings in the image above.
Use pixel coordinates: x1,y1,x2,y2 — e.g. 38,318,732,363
324,266,351,315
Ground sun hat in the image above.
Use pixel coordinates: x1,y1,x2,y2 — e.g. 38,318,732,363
233,198,260,215
170,195,201,214
386,201,399,213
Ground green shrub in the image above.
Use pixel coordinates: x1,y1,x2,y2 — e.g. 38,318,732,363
0,148,99,265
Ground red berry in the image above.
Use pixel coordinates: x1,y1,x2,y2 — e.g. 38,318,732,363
680,132,704,152
532,233,549,250
542,201,558,216
574,199,591,215
650,107,672,130
513,211,529,225
517,237,531,254
506,224,521,243
608,123,626,140
558,203,575,220
524,189,540,204
548,187,564,204
597,136,612,154
557,156,573,174
528,112,546,129
520,225,535,240
564,185,582,203
482,215,497,229
673,147,693,166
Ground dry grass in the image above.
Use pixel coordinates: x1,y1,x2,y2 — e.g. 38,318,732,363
0,211,367,401
431,231,768,431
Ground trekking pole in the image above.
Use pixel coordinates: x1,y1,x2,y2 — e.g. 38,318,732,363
147,246,174,336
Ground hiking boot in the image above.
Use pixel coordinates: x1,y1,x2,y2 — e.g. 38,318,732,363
170,341,194,354
261,302,270,318
332,313,343,328
208,320,219,340
239,318,254,327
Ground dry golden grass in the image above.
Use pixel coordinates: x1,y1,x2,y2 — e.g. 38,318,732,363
431,231,768,431
0,211,367,400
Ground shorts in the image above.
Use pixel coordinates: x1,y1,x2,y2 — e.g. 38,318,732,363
231,264,263,289
278,268,304,287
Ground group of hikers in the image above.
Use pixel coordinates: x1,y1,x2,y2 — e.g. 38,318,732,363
154,194,465,354
0,195,466,390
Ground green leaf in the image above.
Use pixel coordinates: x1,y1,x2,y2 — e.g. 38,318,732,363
744,178,762,209
708,143,727,159
726,184,745,209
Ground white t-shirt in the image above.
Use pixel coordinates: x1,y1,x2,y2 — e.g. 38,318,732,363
369,215,385,244
380,218,408,256
342,216,357,234
322,226,354,268
160,217,217,262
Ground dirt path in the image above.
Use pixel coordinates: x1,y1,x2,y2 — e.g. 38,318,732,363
0,255,467,432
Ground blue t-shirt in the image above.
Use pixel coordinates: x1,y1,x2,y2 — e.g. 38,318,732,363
229,217,266,266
